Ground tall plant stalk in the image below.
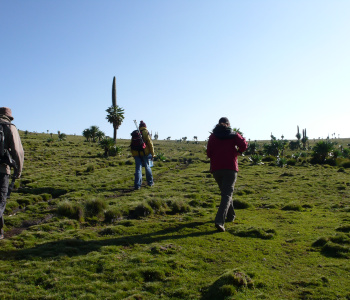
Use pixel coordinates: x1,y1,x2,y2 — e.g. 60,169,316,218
106,76,124,144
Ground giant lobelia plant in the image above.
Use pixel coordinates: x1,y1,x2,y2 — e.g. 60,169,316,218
106,76,125,144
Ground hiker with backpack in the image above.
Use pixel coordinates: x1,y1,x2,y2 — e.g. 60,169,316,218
0,107,24,239
207,117,247,232
130,120,155,190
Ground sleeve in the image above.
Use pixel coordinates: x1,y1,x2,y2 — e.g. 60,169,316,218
206,135,212,158
10,125,24,178
235,133,248,153
144,130,155,157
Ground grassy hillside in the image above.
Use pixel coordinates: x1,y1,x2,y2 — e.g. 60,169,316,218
0,132,349,299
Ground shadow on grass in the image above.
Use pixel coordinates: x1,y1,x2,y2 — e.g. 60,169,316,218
1,221,217,260
18,187,68,198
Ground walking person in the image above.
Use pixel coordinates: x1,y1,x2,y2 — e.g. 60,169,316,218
207,117,247,232
130,120,155,190
0,107,24,239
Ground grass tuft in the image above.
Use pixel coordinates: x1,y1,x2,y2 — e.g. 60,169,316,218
232,199,252,209
233,226,276,239
282,202,303,211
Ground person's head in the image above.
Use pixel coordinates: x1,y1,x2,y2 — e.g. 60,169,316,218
0,107,14,120
218,117,230,127
139,120,147,128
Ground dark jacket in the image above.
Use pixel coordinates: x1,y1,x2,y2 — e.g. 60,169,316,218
207,125,247,172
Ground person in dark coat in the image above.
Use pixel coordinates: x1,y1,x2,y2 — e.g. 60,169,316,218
207,117,247,232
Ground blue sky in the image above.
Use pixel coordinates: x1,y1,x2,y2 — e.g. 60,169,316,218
1,0,349,141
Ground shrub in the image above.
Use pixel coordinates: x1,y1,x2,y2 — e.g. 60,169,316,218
147,198,167,212
5,201,19,214
312,237,328,247
321,241,350,258
57,201,84,221
282,203,302,211
311,140,335,164
104,208,123,223
155,152,167,161
17,197,33,207
169,200,191,214
277,157,287,167
232,199,251,209
341,160,350,168
86,165,95,173
84,198,107,218
287,159,296,166
132,202,154,218
41,193,52,201
140,267,165,282
109,146,122,157
300,152,308,157
336,225,350,233
262,155,276,162
249,154,263,165
342,148,350,158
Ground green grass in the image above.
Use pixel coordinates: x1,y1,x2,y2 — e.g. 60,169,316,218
0,132,349,299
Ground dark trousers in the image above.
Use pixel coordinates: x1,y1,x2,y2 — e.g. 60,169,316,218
0,173,10,234
213,169,237,226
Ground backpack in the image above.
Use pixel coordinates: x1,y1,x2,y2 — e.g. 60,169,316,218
130,130,147,152
0,122,17,170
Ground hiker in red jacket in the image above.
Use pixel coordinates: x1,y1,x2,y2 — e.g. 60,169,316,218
207,117,247,232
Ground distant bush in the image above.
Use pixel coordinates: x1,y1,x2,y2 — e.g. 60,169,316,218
249,154,263,165
276,157,287,167
341,160,350,168
154,152,167,161
342,148,350,158
287,159,296,166
311,140,335,164
262,155,276,162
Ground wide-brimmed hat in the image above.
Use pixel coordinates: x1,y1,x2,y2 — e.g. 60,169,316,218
0,107,14,120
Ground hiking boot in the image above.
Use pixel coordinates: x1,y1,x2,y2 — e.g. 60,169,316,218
134,186,140,190
215,223,225,232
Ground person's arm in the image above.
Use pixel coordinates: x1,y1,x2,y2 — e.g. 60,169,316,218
144,130,155,157
235,133,248,154
206,135,213,158
9,125,24,178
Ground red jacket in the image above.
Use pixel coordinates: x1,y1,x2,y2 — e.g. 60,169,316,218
207,129,247,172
